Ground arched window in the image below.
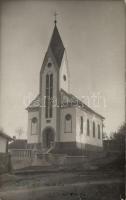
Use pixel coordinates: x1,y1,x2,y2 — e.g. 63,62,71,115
98,124,100,139
31,117,38,135
45,73,53,118
45,74,49,118
80,116,83,134
87,119,90,136
49,74,53,118
64,114,72,133
93,121,95,137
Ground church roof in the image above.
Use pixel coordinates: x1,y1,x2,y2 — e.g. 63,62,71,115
0,131,12,141
48,25,65,67
60,89,105,119
9,139,27,149
26,89,104,119
26,94,40,110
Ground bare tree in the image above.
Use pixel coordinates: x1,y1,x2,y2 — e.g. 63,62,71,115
15,127,24,139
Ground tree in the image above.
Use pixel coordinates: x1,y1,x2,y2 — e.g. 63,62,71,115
112,122,126,153
15,127,24,139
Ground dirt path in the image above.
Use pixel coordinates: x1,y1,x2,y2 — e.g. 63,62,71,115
0,178,123,200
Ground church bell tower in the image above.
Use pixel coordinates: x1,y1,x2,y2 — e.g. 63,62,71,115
39,17,70,149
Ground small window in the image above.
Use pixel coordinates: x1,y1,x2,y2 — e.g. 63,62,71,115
32,117,37,123
63,75,66,81
98,124,100,139
80,116,83,134
65,114,71,121
48,62,52,68
31,117,38,135
93,121,95,137
87,119,90,136
65,114,72,133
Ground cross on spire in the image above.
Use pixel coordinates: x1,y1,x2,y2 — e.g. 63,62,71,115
54,12,58,25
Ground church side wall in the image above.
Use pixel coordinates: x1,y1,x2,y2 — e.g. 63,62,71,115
27,110,39,144
75,108,103,149
60,107,76,142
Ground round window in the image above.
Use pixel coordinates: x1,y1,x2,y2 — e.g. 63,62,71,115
65,114,71,121
48,62,52,68
32,117,37,123
63,75,66,81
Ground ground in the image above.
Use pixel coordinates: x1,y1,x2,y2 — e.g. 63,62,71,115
0,152,125,200
0,168,124,200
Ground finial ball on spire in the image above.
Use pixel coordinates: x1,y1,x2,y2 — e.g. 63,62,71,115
54,12,58,25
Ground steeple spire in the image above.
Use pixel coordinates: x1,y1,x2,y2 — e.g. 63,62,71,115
54,12,58,25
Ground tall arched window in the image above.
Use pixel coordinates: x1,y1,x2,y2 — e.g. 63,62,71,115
31,117,38,135
49,74,53,118
64,114,72,133
80,116,83,134
98,124,100,139
87,119,90,136
45,73,53,118
45,74,49,118
93,121,95,137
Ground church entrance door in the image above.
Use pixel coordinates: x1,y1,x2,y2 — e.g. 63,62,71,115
43,127,54,149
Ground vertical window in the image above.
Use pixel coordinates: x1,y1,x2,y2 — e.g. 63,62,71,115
80,116,83,134
45,74,49,118
49,74,53,118
45,73,53,118
65,114,72,133
31,117,38,135
98,124,100,139
93,121,95,137
87,119,90,136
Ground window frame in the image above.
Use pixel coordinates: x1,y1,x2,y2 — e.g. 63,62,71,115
80,116,83,134
93,121,95,138
64,114,72,133
31,117,38,135
98,124,101,139
87,119,90,136
45,73,53,119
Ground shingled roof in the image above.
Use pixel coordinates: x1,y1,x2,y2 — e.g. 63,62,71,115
49,25,65,67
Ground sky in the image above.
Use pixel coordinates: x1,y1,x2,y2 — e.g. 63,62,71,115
0,0,125,138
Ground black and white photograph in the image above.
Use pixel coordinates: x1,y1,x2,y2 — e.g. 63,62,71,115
0,0,125,199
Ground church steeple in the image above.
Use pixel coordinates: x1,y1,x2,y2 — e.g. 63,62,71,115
48,16,65,67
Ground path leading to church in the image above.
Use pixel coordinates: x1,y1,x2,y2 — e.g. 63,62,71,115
0,170,124,200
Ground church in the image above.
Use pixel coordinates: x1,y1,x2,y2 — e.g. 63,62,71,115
26,19,104,154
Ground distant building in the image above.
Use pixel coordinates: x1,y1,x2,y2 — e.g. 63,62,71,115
26,20,104,154
8,139,27,153
0,131,12,153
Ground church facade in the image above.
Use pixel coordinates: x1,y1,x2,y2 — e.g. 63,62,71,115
26,22,104,154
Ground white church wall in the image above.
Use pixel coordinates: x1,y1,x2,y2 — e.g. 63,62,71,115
60,107,76,142
27,110,39,144
59,52,69,93
41,57,58,140
75,107,103,147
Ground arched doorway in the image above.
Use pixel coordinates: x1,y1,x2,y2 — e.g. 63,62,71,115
43,127,55,149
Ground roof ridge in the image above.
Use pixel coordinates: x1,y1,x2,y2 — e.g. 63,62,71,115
60,89,104,119
26,94,40,110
